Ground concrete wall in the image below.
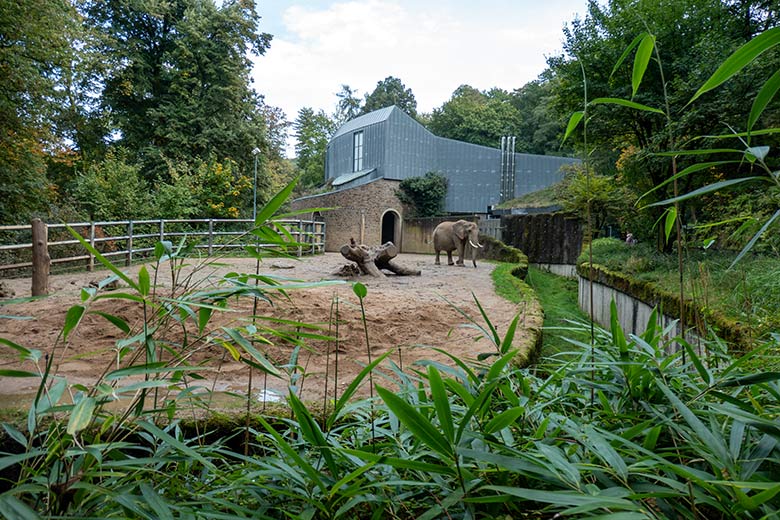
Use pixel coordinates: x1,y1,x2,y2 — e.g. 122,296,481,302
290,179,404,252
578,276,704,356
532,263,577,278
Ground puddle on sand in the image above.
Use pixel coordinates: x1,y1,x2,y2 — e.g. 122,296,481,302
0,388,287,414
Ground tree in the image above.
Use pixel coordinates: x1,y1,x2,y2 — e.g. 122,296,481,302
554,164,631,236
428,86,521,148
83,0,273,181
547,0,780,243
293,107,336,190
396,172,448,217
0,0,80,223
362,76,417,118
510,78,574,156
334,84,362,125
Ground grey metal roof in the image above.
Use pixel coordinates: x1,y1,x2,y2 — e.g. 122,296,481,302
332,168,376,186
331,106,395,139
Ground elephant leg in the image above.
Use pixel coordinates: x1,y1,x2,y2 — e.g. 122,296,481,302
456,243,465,266
435,250,441,265
446,250,454,265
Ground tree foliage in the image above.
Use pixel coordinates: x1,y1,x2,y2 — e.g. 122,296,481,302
82,0,274,182
428,86,521,149
554,164,631,236
72,150,149,220
547,0,780,242
510,78,574,156
362,76,417,118
334,84,362,125
396,172,448,217
0,0,81,222
293,107,336,190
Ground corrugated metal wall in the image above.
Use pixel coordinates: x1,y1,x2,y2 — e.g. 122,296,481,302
326,120,386,181
325,106,578,213
436,137,501,213
513,154,573,197
382,109,437,179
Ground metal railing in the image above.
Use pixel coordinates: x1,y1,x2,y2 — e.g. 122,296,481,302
0,218,326,276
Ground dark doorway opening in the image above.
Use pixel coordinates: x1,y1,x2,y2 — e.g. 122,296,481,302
381,211,398,245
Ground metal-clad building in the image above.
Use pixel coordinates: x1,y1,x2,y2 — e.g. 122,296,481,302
325,106,577,214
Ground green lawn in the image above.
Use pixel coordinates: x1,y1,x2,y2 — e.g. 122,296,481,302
524,267,591,358
492,262,590,358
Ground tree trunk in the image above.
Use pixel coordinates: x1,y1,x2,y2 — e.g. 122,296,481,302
339,240,420,277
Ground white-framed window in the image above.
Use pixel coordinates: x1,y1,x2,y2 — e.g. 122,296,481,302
353,131,364,171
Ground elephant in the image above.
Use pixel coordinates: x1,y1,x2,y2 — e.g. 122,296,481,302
433,219,483,268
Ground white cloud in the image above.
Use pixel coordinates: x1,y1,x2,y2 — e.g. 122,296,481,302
251,0,585,156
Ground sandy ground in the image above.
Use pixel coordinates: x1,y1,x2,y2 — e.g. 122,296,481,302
0,253,541,408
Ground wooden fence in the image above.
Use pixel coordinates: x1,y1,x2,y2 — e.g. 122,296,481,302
479,218,502,241
0,218,325,293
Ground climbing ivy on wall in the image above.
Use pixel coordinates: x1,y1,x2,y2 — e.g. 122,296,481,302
396,171,448,218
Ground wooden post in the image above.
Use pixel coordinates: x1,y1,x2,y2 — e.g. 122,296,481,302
126,220,133,266
360,211,365,244
31,219,50,296
88,222,95,272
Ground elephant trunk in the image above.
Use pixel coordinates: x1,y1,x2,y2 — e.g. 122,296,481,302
470,240,478,268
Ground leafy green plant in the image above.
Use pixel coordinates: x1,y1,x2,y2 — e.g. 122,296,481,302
395,171,448,218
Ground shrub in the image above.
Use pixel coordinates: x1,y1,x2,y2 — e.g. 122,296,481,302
396,171,447,217
72,149,150,220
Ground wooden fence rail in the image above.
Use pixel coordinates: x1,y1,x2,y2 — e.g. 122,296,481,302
0,218,325,294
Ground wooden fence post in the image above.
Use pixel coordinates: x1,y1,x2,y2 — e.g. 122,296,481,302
31,219,50,296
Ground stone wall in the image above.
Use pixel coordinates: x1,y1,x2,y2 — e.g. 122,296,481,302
501,213,582,264
290,179,404,252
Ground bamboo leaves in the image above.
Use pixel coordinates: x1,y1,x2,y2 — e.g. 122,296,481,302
690,26,780,105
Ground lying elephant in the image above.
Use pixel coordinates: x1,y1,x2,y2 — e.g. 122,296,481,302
433,219,483,268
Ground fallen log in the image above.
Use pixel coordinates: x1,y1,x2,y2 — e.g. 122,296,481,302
339,239,421,277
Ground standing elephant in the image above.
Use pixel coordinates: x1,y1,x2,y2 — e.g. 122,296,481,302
433,220,483,267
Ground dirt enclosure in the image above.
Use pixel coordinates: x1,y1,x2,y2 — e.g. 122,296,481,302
0,253,541,408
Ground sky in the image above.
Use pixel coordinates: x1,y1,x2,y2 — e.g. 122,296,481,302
250,0,591,155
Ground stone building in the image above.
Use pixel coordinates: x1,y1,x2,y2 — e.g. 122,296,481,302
291,179,403,252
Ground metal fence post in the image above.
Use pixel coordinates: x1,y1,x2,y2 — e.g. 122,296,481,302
208,219,213,256
159,220,165,243
297,219,303,257
88,222,95,271
31,219,50,296
127,220,133,266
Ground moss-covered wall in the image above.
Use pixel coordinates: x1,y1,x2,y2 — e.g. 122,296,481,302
501,213,582,264
577,262,752,353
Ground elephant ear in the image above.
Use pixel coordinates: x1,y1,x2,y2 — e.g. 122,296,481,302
453,221,467,240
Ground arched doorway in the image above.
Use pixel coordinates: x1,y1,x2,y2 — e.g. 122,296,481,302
381,210,400,246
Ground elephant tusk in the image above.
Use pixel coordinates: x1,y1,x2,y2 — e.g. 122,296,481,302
469,240,483,249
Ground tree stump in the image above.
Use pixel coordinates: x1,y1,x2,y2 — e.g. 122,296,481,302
339,239,421,277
